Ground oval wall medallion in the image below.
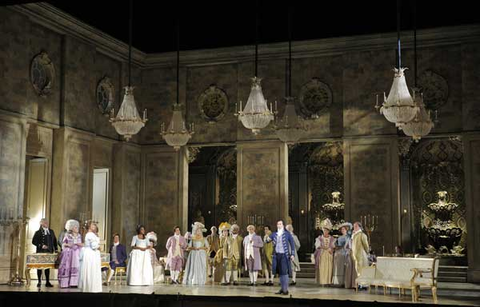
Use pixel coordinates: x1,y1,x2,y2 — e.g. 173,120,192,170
96,76,115,116
418,70,449,110
30,51,55,97
299,78,332,119
197,84,229,123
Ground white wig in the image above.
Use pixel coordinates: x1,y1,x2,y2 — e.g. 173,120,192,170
146,231,157,246
65,219,79,232
231,224,240,232
192,222,206,234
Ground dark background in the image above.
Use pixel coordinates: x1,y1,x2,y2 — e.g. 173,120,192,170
3,0,480,53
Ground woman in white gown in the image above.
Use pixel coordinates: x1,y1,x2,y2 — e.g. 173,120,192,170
127,225,153,286
79,222,102,293
183,222,209,285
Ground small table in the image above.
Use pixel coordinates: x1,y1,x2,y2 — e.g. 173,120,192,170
25,253,111,286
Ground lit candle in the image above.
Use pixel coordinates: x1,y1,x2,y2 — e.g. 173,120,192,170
375,94,379,107
270,102,273,112
143,109,147,120
240,100,243,111
275,100,278,111
235,102,238,113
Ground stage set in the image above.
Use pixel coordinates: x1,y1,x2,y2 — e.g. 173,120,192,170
1,0,480,306
1,278,480,306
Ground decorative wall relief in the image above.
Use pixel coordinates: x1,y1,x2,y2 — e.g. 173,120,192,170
426,191,463,255
197,85,229,123
187,146,200,164
418,70,449,111
30,51,55,97
299,78,332,119
96,76,115,116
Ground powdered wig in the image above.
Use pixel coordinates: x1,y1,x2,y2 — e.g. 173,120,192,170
65,219,79,232
246,225,255,232
231,224,240,233
146,231,157,246
192,222,206,235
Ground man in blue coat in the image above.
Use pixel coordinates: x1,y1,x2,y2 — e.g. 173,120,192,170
105,233,127,284
268,219,295,295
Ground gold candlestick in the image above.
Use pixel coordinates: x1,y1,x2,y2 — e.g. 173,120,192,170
8,217,29,286
360,214,378,245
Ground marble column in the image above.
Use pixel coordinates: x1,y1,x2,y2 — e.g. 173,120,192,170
462,133,480,283
343,136,400,255
112,142,142,247
0,111,28,283
50,127,94,233
237,141,288,230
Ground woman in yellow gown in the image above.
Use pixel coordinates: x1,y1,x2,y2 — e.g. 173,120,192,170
314,219,336,285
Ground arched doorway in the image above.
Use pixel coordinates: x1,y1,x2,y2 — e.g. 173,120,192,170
288,141,344,260
402,138,466,263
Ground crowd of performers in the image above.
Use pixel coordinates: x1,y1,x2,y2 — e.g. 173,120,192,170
32,217,371,295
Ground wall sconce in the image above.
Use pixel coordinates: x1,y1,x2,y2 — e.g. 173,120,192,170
300,209,305,215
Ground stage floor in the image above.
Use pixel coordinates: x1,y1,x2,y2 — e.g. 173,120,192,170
1,278,479,306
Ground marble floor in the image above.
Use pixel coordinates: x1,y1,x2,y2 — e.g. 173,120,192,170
1,278,479,306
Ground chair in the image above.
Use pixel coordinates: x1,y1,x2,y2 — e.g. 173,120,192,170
114,260,128,285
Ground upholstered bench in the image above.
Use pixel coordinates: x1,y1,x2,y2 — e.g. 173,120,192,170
356,256,439,303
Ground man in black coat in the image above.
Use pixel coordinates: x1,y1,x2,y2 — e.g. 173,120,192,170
32,218,58,287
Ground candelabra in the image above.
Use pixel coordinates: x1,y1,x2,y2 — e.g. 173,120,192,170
10,217,29,286
246,214,265,231
360,214,378,244
0,212,30,286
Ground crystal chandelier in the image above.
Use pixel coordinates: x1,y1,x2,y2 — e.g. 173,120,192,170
161,104,194,151
275,10,306,144
235,6,275,135
402,90,433,141
160,21,193,150
110,87,147,141
376,0,418,127
400,2,434,141
275,97,306,144
110,0,146,141
236,77,275,135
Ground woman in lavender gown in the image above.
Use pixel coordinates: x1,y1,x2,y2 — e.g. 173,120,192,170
58,219,83,288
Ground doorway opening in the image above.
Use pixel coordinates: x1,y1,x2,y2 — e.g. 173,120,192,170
188,146,237,230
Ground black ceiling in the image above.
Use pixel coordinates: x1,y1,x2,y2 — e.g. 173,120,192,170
4,0,480,53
